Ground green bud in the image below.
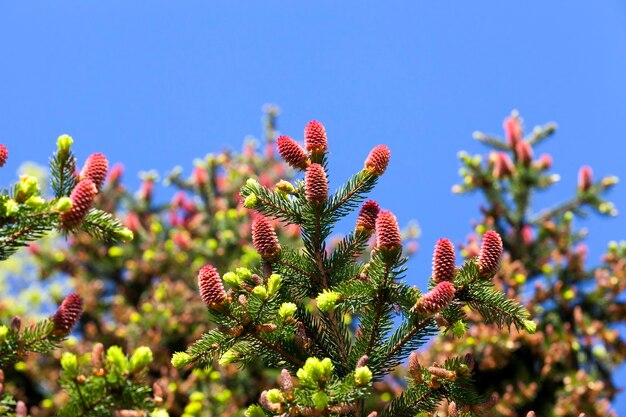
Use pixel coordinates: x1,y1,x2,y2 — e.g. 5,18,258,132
218,349,239,365
252,286,268,300
223,272,242,288
4,199,19,215
114,227,134,242
236,267,252,281
53,197,72,212
451,320,467,338
60,352,78,377
151,410,170,417
129,346,153,372
171,352,192,368
24,196,45,208
522,319,537,334
275,180,296,195
354,366,373,385
189,392,205,402
184,402,202,414
278,302,297,320
57,134,73,153
245,404,266,417
106,346,128,372
296,357,334,389
0,325,8,342
16,175,40,203
267,274,282,297
244,194,258,209
312,391,329,411
316,290,340,313
246,178,259,188
266,388,283,404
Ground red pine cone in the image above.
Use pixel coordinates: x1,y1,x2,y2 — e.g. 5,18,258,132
277,135,309,170
80,153,109,191
478,230,503,275
304,120,328,154
578,165,593,192
364,145,390,176
0,144,8,167
356,200,380,233
432,238,456,283
52,293,83,335
414,281,455,315
252,216,282,260
503,116,522,148
198,264,226,306
375,210,401,249
61,180,98,230
305,163,328,206
515,141,533,166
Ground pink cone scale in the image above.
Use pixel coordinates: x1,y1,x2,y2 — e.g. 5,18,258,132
80,153,109,191
304,120,328,154
414,281,456,315
277,135,309,170
478,231,503,275
198,264,226,307
364,145,390,176
61,180,98,230
375,210,401,249
356,200,380,233
305,163,328,206
252,216,282,261
578,166,593,192
432,238,456,283
52,293,83,335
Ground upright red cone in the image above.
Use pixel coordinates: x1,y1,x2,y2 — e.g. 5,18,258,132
355,200,380,234
198,264,226,307
61,180,98,230
252,216,282,261
432,238,456,283
364,145,390,176
80,153,109,191
305,163,328,206
304,120,328,154
277,135,309,170
478,231,503,275
578,166,593,192
0,144,8,167
375,210,401,250
52,293,83,335
414,281,456,315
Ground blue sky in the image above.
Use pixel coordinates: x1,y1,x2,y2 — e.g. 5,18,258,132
2,1,626,412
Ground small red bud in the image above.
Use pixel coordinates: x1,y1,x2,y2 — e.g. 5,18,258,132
414,281,455,315
356,200,380,233
277,135,309,169
80,153,109,191
537,153,552,170
515,141,533,166
364,145,390,176
252,216,282,261
52,293,83,335
492,152,515,179
478,231,503,275
305,163,328,206
61,180,97,230
304,120,328,154
198,264,226,307
578,165,593,192
375,210,402,249
107,163,124,184
0,144,8,167
432,238,456,283
503,115,522,148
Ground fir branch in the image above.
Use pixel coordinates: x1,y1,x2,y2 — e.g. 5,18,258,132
79,209,127,242
50,148,78,199
459,282,530,331
382,318,437,372
474,134,510,151
327,171,378,221
241,181,302,224
379,382,444,417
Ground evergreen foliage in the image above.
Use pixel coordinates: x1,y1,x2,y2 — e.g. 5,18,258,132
174,120,535,416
